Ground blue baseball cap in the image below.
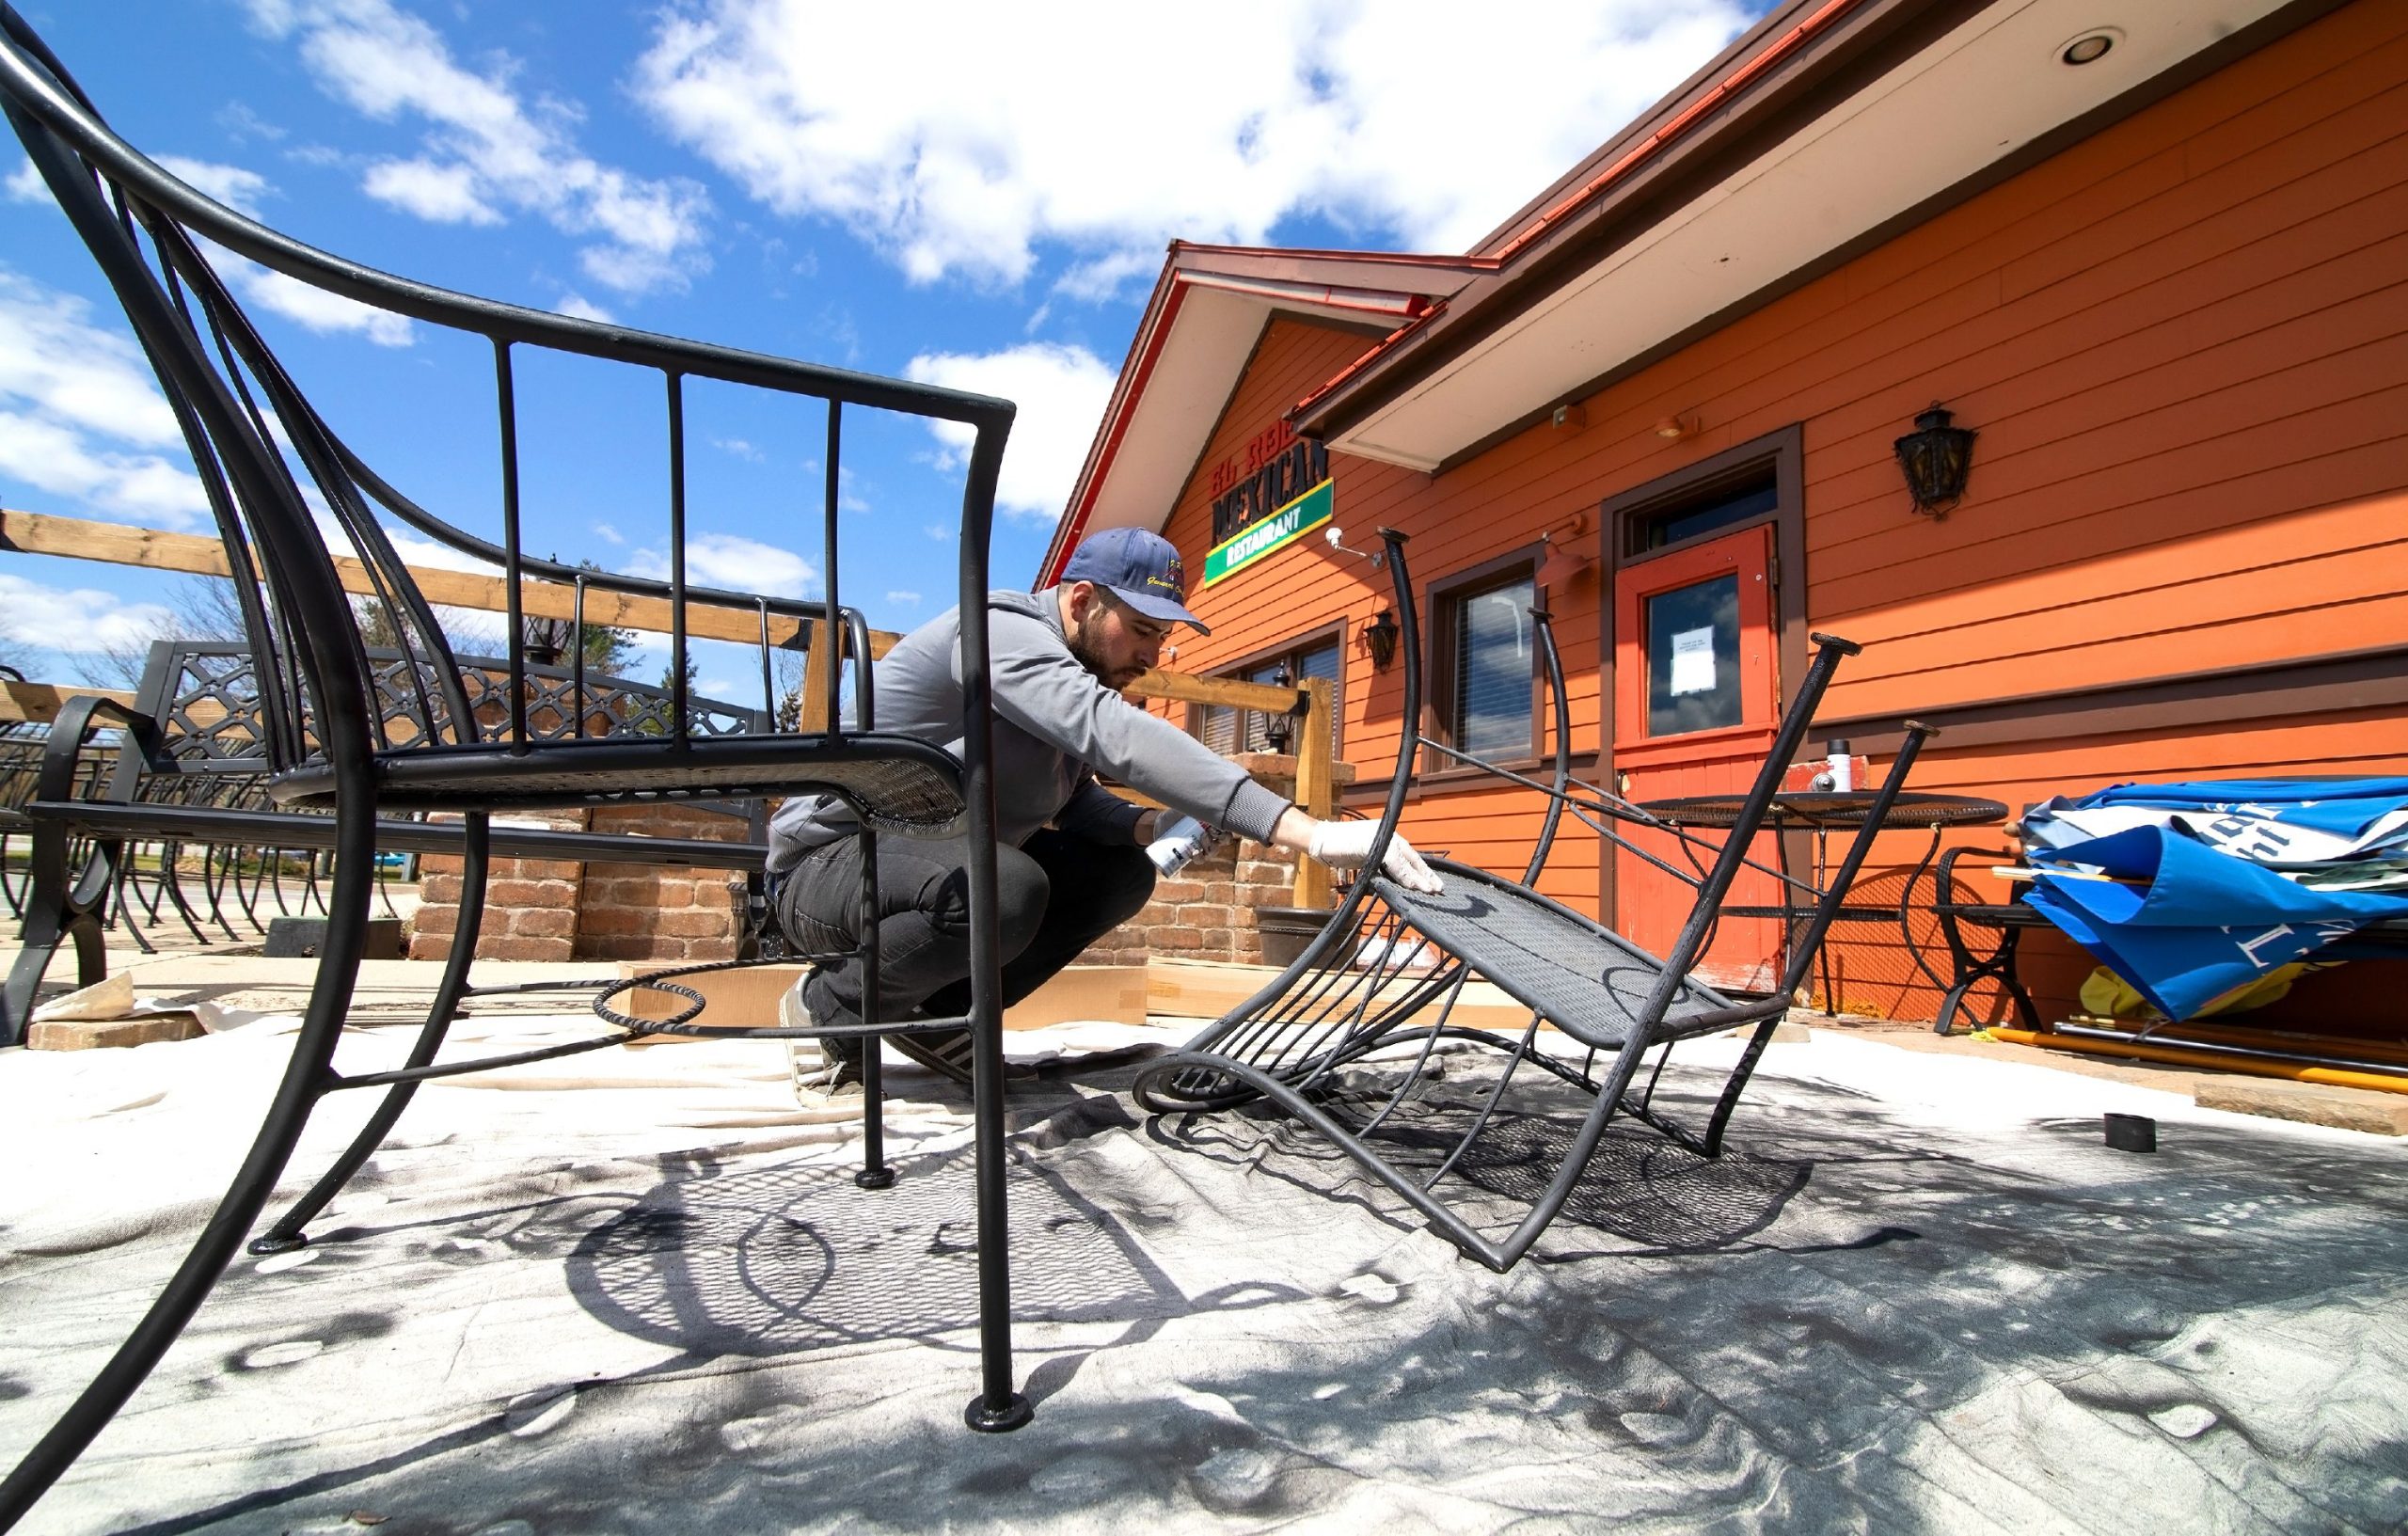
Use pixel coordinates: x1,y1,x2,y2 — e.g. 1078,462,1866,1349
1061,527,1211,634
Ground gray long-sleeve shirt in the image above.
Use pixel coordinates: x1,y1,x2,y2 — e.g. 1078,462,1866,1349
766,587,1292,872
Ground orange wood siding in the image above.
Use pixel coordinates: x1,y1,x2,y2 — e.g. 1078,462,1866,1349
1149,0,2408,1023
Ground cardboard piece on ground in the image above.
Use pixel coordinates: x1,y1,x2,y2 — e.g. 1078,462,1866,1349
27,1012,206,1051
610,960,1149,1038
1002,965,1147,1029
26,972,135,1024
2194,1076,2408,1136
613,963,808,1041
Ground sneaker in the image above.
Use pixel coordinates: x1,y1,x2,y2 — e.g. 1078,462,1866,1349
780,974,865,1108
786,1039,863,1108
777,972,1027,1089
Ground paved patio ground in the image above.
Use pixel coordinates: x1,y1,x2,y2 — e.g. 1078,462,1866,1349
3,933,2405,1533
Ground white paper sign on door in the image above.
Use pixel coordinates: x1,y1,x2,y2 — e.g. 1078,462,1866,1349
1669,626,1718,696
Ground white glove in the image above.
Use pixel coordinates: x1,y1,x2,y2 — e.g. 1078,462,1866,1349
1307,818,1444,895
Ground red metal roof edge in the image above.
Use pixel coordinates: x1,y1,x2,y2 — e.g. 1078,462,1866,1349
1038,244,1480,584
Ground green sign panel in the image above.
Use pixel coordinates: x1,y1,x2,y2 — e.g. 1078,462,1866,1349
1202,478,1333,586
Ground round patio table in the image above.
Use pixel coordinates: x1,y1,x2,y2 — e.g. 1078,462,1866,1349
1635,791,2008,1007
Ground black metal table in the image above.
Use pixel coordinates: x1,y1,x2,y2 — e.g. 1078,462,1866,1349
1637,791,2008,1010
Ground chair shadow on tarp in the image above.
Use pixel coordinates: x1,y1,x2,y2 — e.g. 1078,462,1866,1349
565,1096,1196,1361
1157,1084,1806,1260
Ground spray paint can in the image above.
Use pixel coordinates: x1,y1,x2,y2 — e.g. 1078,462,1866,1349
1824,739,1855,793
1146,814,1215,876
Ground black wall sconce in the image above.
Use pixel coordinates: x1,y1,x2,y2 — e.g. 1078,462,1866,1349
1360,608,1400,671
1893,404,1976,517
521,614,574,667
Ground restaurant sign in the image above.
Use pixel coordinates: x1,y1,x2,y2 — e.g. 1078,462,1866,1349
1203,476,1333,586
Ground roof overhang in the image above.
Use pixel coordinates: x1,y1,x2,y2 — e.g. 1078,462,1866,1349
1297,0,2328,471
1038,246,1483,583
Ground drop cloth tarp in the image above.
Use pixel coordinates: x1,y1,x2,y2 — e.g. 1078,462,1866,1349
4,1012,2406,1533
2021,776,2408,1021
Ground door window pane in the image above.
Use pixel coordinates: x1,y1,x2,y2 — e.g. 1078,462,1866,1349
1637,477,1776,551
1453,578,1534,759
1645,574,1740,736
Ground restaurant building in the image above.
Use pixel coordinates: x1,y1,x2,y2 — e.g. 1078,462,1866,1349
1045,0,2408,1025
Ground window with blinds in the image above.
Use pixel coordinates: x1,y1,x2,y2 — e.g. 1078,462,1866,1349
1193,637,1341,756
1449,574,1536,761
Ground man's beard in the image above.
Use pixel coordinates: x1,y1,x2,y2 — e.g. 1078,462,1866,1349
1068,623,1132,688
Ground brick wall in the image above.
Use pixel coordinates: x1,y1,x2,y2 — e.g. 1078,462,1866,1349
575,803,752,963
408,810,590,962
405,803,752,963
1086,836,1310,967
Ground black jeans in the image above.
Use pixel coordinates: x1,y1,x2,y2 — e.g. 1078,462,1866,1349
774,828,1157,1031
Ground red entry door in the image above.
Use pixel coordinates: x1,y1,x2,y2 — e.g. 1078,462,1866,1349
1610,525,1783,993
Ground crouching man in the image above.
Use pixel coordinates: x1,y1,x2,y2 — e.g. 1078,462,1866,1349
768,527,1440,1093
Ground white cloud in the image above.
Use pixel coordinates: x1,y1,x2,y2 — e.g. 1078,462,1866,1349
74,149,418,348
249,0,712,295
155,154,277,217
6,157,45,203
636,0,1748,292
361,157,499,224
233,259,417,345
555,292,614,324
712,436,764,462
0,271,210,526
0,413,210,525
904,342,1114,522
885,590,921,606
592,521,626,546
0,574,179,653
0,273,185,447
627,532,816,598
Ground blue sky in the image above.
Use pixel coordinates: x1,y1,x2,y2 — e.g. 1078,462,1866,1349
2,0,1755,699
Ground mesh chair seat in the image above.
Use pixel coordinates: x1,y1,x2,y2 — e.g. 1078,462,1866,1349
1376,862,1772,1052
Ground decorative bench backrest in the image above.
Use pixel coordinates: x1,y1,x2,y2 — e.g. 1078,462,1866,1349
112,640,771,821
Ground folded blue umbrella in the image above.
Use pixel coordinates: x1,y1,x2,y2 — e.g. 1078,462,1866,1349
2028,776,2408,858
2026,823,2408,1021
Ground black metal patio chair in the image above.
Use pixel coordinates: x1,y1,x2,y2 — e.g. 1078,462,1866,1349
1136,529,1932,1270
2,9,1031,1525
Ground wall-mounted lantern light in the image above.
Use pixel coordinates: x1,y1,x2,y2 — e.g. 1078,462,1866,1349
522,614,574,667
1893,404,1976,517
1361,608,1400,672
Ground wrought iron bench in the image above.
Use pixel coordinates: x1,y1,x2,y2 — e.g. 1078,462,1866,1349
1136,529,1933,1271
2,11,1030,1526
3,639,777,1040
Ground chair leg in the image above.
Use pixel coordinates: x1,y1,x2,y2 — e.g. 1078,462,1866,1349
851,829,895,1191
1933,921,2038,1036
0,828,117,1047
249,814,492,1254
0,801,377,1528
958,833,1029,1432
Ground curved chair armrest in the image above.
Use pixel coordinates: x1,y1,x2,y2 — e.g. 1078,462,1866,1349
35,694,155,805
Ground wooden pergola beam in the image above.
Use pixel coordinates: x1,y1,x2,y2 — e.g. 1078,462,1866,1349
1,681,136,724
0,507,899,657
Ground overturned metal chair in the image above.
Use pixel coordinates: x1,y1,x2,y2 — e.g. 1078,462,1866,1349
2,11,1032,1525
1137,529,1932,1270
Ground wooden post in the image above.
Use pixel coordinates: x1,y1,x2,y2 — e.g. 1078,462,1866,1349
793,621,835,732
1291,676,1335,909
